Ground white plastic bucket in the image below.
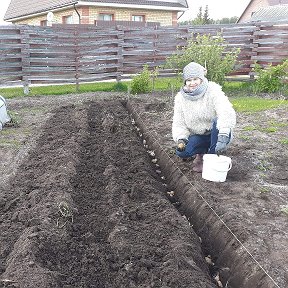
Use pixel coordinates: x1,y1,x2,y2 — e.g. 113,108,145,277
202,154,232,182
0,95,11,130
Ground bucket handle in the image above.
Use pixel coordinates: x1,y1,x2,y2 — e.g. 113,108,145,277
227,161,232,171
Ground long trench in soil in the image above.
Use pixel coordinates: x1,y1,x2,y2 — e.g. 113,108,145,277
0,100,217,288
0,99,277,288
126,101,278,288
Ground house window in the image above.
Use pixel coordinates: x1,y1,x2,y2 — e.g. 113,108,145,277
132,15,145,22
98,13,114,21
63,15,73,24
40,20,48,26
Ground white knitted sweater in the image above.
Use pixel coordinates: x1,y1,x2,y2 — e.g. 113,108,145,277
172,81,236,142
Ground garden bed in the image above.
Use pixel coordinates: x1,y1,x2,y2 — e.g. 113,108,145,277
0,92,287,288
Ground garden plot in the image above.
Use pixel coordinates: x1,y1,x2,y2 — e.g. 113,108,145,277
0,100,216,288
0,92,287,288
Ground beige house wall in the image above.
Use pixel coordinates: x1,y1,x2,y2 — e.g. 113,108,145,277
13,8,80,25
13,6,175,26
238,0,269,22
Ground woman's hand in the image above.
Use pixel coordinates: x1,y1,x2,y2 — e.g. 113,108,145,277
177,139,188,152
215,134,230,154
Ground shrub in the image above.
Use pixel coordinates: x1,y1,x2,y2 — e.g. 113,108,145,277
253,60,288,93
130,65,152,95
165,33,240,85
112,82,128,92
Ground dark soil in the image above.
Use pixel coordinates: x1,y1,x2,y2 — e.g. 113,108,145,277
0,95,216,288
0,92,287,288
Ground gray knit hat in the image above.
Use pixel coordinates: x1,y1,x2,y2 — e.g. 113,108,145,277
183,62,207,82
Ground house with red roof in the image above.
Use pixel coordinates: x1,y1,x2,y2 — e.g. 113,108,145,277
4,0,188,26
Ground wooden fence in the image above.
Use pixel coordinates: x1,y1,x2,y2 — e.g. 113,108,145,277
0,21,287,88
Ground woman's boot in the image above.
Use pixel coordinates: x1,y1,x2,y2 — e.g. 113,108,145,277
192,154,203,172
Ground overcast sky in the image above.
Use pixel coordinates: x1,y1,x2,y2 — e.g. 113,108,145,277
0,0,251,25
182,0,251,20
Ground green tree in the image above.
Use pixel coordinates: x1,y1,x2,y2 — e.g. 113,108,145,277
203,5,212,24
178,10,239,26
196,6,203,20
165,33,240,85
215,17,238,24
193,6,204,25
186,5,212,25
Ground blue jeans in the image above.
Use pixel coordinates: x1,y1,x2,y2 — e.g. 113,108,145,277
176,121,222,158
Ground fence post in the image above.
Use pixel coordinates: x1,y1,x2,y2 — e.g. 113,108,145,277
20,26,31,94
116,25,124,83
74,27,80,92
250,24,261,80
152,25,159,91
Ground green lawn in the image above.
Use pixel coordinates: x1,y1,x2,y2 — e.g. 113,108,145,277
0,78,287,115
231,97,288,112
